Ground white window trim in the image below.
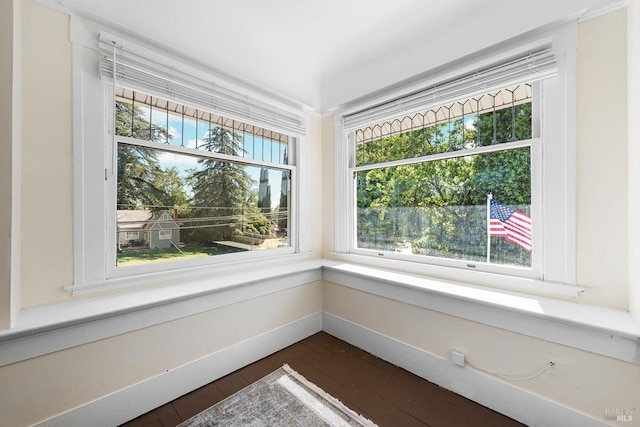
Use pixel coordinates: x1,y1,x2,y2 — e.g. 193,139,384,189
334,22,578,298
69,15,310,293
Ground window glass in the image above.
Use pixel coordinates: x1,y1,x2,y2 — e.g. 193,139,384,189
115,87,292,268
353,84,533,268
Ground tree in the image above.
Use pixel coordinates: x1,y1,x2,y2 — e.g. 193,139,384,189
115,101,170,210
354,101,533,265
189,127,254,242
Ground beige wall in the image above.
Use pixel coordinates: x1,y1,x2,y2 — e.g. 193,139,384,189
20,0,73,307
0,281,323,427
0,0,18,327
576,9,629,310
321,115,335,258
308,114,323,257
628,0,640,318
324,282,640,422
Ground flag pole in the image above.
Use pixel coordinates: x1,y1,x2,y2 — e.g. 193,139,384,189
486,193,492,263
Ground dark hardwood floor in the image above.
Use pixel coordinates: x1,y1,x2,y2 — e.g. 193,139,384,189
121,332,524,427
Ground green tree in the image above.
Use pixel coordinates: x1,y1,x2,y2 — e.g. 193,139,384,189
115,101,170,210
152,166,189,210
189,127,254,242
355,101,533,265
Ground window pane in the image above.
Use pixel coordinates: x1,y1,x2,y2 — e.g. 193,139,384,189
115,87,290,165
355,84,532,167
116,143,291,267
356,147,532,267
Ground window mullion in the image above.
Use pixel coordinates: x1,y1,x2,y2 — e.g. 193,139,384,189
351,139,534,173
115,136,294,171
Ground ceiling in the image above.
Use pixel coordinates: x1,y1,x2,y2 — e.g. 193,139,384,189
45,0,621,112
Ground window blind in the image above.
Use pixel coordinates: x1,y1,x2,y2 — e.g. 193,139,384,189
342,48,557,132
98,32,307,138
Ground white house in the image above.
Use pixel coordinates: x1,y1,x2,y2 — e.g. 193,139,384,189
0,1,638,426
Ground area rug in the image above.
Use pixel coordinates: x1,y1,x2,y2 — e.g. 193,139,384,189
178,364,378,426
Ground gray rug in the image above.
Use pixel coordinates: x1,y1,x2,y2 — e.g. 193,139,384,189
178,364,378,426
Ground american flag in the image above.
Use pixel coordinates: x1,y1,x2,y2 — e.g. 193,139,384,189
489,199,532,252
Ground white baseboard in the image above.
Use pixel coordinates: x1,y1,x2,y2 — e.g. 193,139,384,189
322,312,606,427
34,312,323,427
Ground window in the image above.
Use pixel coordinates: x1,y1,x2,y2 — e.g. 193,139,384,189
70,26,308,289
336,37,577,286
353,84,535,271
158,230,172,240
112,88,293,270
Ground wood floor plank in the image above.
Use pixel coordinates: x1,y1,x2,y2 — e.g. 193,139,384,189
154,404,182,427
170,386,212,421
120,332,524,427
304,333,523,427
213,369,251,397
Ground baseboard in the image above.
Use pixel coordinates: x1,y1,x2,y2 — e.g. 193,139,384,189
322,312,606,427
34,312,323,427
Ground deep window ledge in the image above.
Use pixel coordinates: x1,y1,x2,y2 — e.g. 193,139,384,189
1,257,637,367
0,256,323,367
322,259,640,365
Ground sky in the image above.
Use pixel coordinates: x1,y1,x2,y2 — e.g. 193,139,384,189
143,106,289,208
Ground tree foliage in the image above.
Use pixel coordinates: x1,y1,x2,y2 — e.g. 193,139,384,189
187,127,271,242
356,103,533,265
115,101,188,212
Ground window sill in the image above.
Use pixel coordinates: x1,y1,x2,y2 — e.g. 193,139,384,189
68,252,311,297
0,256,323,366
1,257,638,367
322,258,640,365
330,252,583,298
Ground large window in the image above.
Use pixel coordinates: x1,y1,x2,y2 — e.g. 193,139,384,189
353,84,535,270
70,27,308,290
336,41,577,285
113,88,292,269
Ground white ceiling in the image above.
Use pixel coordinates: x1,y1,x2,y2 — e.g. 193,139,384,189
50,0,620,112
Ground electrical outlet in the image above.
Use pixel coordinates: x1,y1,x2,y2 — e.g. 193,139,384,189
549,357,581,386
451,350,466,367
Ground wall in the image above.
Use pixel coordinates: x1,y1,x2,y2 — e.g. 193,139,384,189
321,115,335,258
628,0,640,319
323,281,639,423
0,281,323,426
576,8,628,310
20,0,73,308
0,0,18,328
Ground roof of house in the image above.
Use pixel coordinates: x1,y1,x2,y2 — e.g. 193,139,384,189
117,210,179,232
117,210,153,231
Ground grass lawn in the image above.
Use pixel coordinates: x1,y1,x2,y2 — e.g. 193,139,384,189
117,243,246,266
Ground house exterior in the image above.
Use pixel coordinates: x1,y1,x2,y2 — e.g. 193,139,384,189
117,210,180,249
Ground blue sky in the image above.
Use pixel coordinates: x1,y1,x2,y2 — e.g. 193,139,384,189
144,107,288,208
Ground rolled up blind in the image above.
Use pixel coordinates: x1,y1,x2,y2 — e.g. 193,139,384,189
342,47,557,131
98,32,307,138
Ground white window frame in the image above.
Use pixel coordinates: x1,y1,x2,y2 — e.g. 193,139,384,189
334,23,578,294
68,16,310,293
